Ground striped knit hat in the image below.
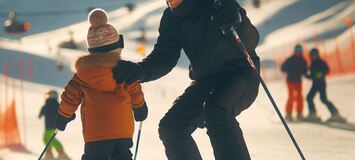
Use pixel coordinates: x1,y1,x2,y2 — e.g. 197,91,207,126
87,8,123,53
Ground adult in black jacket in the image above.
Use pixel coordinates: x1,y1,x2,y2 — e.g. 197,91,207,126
113,0,260,159
281,44,307,122
305,48,346,123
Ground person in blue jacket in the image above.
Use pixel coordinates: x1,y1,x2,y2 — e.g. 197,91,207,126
305,48,346,123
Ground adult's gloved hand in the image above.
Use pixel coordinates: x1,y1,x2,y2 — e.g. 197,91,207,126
56,113,76,131
113,60,145,84
212,0,242,34
133,103,148,122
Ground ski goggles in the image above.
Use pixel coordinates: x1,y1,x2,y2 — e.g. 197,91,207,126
88,34,124,53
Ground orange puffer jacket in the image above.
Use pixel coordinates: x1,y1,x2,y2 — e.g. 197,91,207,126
58,52,145,143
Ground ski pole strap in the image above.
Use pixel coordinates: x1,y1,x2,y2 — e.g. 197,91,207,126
230,27,257,70
38,129,58,160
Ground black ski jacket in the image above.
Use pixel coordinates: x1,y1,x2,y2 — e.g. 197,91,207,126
139,0,259,82
281,55,307,83
309,58,329,83
39,98,59,129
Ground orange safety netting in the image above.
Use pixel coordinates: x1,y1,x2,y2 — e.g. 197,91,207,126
325,40,355,75
0,103,5,146
0,99,22,147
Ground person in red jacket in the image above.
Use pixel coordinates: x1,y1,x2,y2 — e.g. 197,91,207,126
55,9,148,160
305,48,346,123
281,44,308,122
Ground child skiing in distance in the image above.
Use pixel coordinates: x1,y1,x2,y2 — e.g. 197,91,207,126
55,8,148,160
305,48,346,123
39,90,70,160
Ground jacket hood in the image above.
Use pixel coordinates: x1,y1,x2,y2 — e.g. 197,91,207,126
74,51,120,92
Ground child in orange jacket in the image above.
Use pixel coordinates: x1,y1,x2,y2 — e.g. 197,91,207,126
56,9,148,160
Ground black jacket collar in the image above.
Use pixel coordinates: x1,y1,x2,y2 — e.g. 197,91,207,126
170,0,203,17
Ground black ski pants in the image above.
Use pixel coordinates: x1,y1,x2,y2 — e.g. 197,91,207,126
81,138,133,160
306,81,338,115
159,59,260,160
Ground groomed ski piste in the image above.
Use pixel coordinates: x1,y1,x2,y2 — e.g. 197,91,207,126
0,0,355,159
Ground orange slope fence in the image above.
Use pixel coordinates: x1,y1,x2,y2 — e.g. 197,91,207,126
0,65,23,148
4,99,21,146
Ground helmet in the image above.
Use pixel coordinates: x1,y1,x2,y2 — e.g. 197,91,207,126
46,90,58,99
294,44,303,52
310,48,319,57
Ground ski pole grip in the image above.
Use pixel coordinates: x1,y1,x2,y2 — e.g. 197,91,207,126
230,27,257,70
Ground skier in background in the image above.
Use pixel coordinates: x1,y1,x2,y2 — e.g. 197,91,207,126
281,44,308,122
112,0,260,159
39,90,70,160
305,48,346,123
55,9,148,160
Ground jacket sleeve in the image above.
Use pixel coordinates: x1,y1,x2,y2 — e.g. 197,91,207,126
125,82,145,109
281,58,289,73
302,59,308,76
138,9,182,82
58,75,83,118
38,106,45,118
322,60,330,74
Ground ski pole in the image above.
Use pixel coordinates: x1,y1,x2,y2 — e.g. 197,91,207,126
134,122,143,160
230,28,306,160
38,129,58,160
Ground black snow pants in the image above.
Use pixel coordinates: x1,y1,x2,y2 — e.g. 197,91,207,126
307,80,338,115
81,138,133,160
159,59,260,160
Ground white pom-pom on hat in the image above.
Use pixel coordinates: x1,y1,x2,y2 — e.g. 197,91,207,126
88,8,108,27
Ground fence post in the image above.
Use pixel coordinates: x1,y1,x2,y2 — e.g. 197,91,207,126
28,56,32,80
4,65,9,111
19,58,27,146
4,65,8,145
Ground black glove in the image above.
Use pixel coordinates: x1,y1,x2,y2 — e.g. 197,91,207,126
113,60,145,84
133,103,148,122
56,113,76,131
212,0,242,34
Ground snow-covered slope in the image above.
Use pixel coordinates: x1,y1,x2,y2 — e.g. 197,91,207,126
1,66,355,160
1,0,355,159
